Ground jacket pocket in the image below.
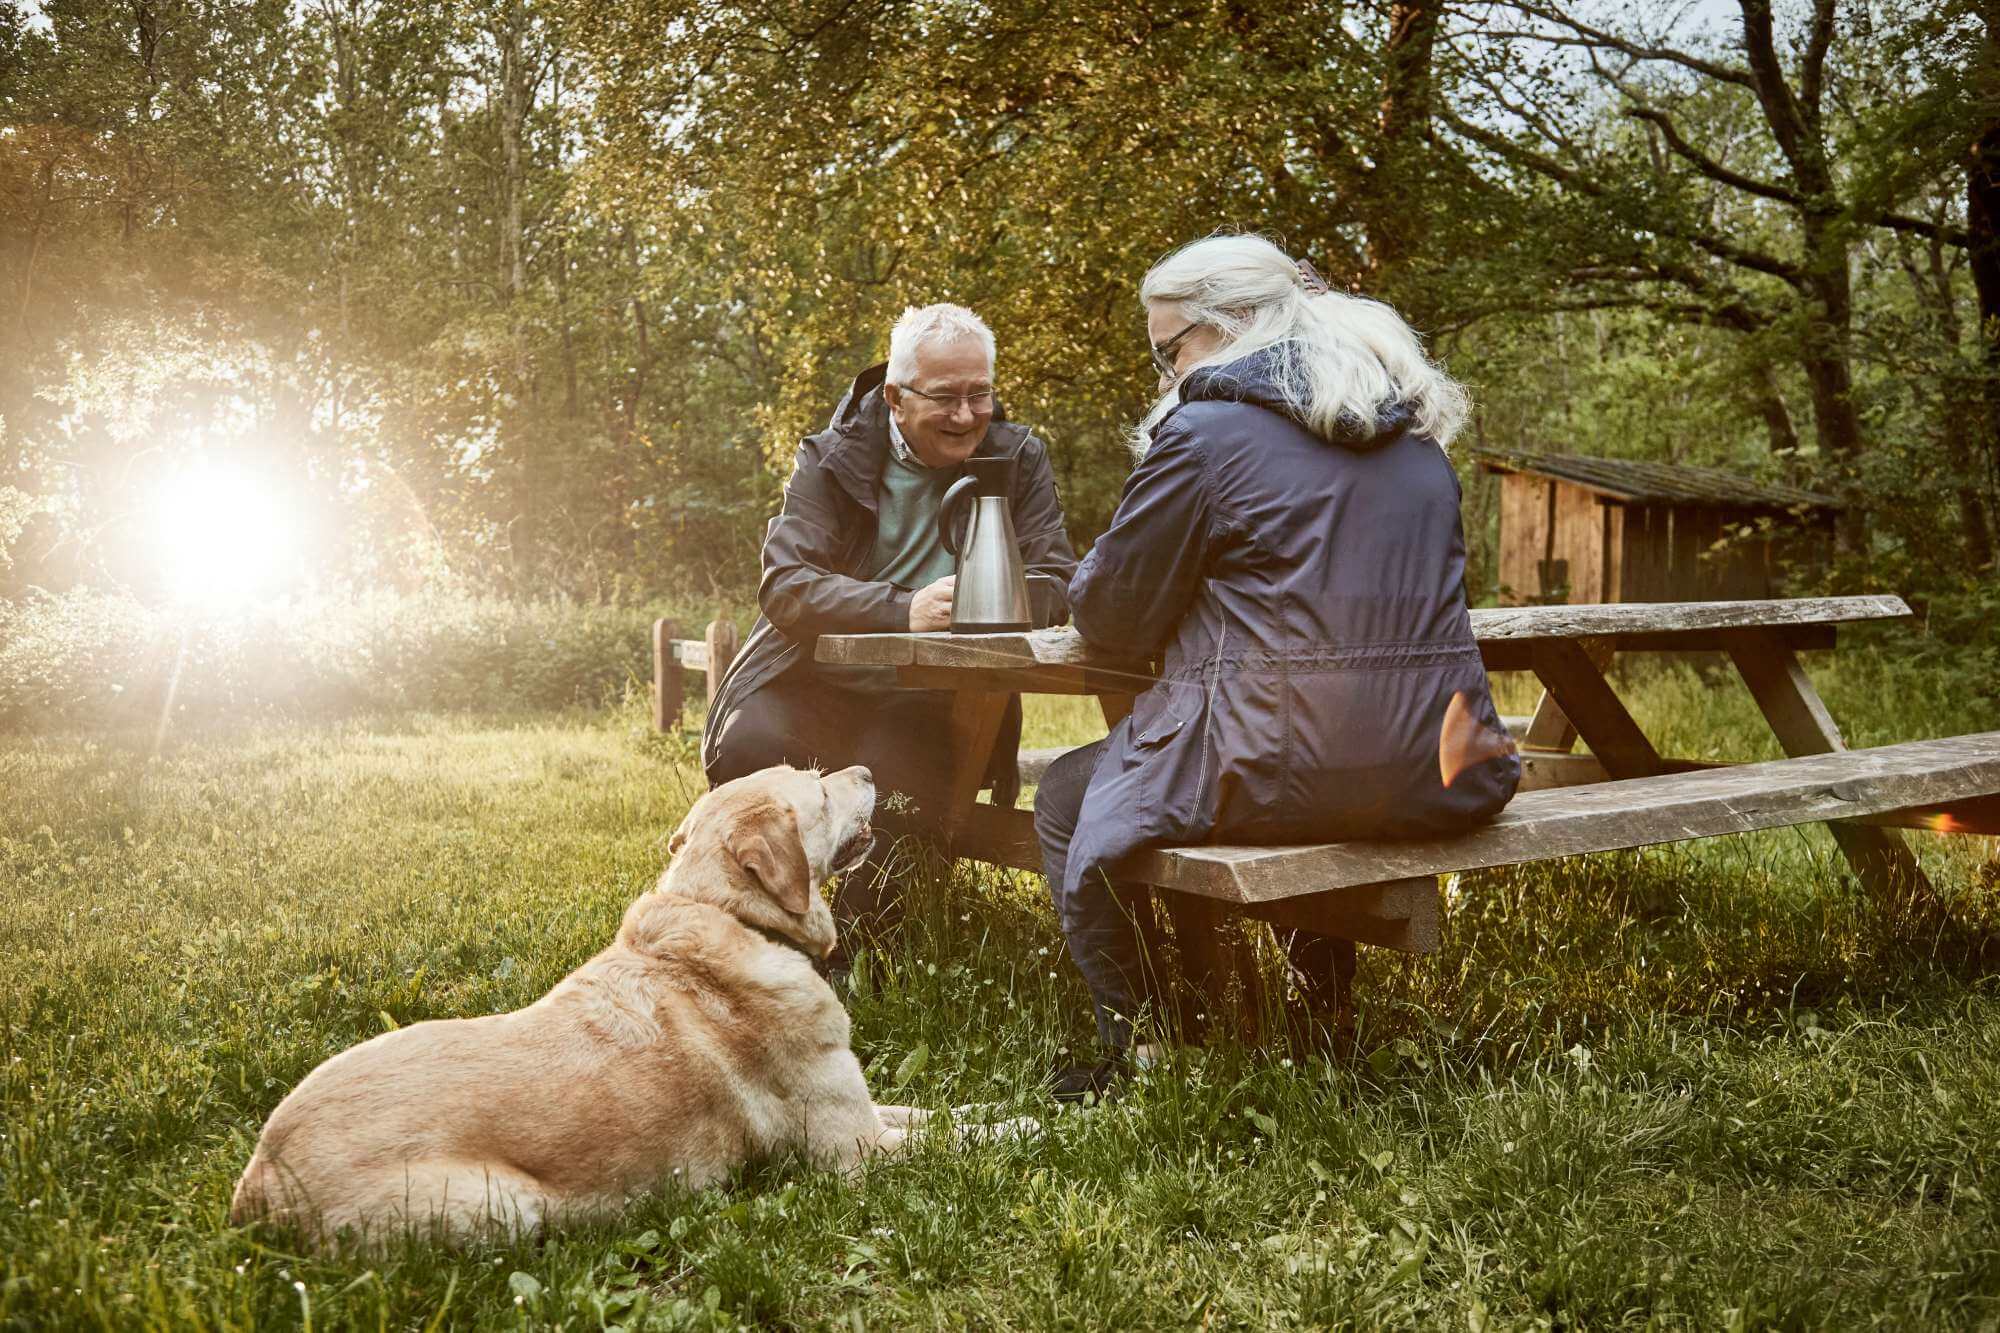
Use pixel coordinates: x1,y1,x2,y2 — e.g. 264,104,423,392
1129,685,1196,748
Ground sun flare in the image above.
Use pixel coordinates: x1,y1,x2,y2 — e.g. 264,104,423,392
152,465,296,610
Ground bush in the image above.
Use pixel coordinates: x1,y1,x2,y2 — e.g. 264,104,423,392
0,589,728,734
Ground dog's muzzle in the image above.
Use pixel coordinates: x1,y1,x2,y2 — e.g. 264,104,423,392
833,823,874,873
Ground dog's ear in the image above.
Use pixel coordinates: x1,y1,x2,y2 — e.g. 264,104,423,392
727,799,812,915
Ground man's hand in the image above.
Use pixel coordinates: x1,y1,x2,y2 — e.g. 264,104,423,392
910,576,955,632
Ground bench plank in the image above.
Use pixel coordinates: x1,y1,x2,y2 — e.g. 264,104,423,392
1116,731,2000,903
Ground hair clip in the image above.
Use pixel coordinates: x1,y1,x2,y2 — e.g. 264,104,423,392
1295,257,1331,295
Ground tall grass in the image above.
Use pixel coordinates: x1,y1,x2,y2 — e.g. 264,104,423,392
1,649,1997,1328
0,589,732,735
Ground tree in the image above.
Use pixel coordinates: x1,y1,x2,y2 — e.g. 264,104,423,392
1441,0,1981,556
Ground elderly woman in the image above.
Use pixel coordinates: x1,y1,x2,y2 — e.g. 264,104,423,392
1037,234,1520,1098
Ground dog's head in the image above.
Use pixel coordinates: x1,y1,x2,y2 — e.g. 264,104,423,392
662,764,875,958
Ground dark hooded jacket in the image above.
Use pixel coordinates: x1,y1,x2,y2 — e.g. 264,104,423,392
702,363,1078,784
1060,344,1520,895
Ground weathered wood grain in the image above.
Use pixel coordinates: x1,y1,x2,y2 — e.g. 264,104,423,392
652,618,679,732
1238,878,1441,955
1111,731,2000,903
1519,754,1720,791
1016,746,1070,787
1468,594,1909,640
1725,627,1933,904
938,694,1013,837
815,596,1910,681
1530,638,1664,779
1521,689,1579,753
703,619,738,704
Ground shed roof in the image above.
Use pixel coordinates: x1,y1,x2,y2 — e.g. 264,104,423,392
1477,450,1841,511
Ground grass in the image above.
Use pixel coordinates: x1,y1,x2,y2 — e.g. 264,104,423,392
3,648,1999,1329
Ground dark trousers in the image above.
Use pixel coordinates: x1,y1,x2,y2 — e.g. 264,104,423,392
1034,738,1351,1050
706,666,958,939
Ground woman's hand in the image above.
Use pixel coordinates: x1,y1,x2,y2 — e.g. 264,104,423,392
909,575,955,631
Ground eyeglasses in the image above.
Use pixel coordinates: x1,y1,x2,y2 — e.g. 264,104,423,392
1150,323,1201,379
896,385,995,412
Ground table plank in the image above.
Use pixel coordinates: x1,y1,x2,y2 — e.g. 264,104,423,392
815,595,1912,677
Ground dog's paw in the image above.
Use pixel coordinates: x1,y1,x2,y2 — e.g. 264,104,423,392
950,1113,1041,1146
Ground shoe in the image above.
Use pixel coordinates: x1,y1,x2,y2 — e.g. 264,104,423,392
1047,1053,1128,1105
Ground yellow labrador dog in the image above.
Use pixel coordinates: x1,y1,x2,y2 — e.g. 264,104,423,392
232,764,997,1250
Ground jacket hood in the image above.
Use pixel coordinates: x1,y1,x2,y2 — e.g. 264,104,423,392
1179,343,1413,450
828,363,892,430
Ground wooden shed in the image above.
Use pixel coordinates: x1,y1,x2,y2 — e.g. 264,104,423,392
1478,451,1840,606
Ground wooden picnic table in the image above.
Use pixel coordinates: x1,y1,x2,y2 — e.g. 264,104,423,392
815,594,2000,1041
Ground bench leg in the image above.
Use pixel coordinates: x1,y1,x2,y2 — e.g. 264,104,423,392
1162,893,1261,1046
1521,687,1579,753
1277,931,1357,1059
1724,628,1935,909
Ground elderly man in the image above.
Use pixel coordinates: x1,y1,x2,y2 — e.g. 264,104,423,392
703,304,1076,954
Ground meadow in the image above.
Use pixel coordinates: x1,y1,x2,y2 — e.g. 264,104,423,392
4,643,2000,1330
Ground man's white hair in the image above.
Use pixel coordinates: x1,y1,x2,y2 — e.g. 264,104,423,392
886,303,996,385
1133,233,1469,455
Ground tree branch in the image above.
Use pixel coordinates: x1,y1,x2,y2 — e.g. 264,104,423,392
1498,2,1757,88
1623,106,1795,204
1737,0,1832,195
1440,106,1807,283
1800,0,1836,129
1623,107,1969,246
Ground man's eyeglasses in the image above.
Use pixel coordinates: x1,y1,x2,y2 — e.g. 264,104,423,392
1150,323,1201,379
897,385,995,412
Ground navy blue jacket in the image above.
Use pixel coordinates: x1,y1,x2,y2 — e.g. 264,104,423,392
1062,345,1520,894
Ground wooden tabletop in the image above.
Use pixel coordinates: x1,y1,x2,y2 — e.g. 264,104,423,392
815,594,1913,681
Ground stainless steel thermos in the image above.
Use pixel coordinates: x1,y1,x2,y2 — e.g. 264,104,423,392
938,455,1033,632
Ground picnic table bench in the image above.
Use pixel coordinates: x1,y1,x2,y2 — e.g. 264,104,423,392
816,595,2000,1043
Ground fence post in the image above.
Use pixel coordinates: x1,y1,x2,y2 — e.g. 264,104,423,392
653,618,680,731
703,619,739,706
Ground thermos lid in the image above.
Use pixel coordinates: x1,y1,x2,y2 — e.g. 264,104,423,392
965,454,1016,498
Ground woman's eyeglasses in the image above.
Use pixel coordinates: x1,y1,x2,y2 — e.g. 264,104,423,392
1150,323,1201,379
897,385,995,412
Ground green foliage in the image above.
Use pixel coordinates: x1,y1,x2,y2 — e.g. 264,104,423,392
0,589,719,733
0,0,1992,618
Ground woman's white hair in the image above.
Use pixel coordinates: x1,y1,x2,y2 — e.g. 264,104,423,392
1133,233,1469,455
886,303,995,385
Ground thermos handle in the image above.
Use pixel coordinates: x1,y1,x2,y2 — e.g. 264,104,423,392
938,475,978,557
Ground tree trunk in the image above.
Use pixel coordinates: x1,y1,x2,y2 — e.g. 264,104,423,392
1751,362,1800,457
1968,105,2000,568
1370,0,1442,296
498,1,529,306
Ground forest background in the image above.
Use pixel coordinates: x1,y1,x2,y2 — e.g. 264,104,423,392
1,0,1996,727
